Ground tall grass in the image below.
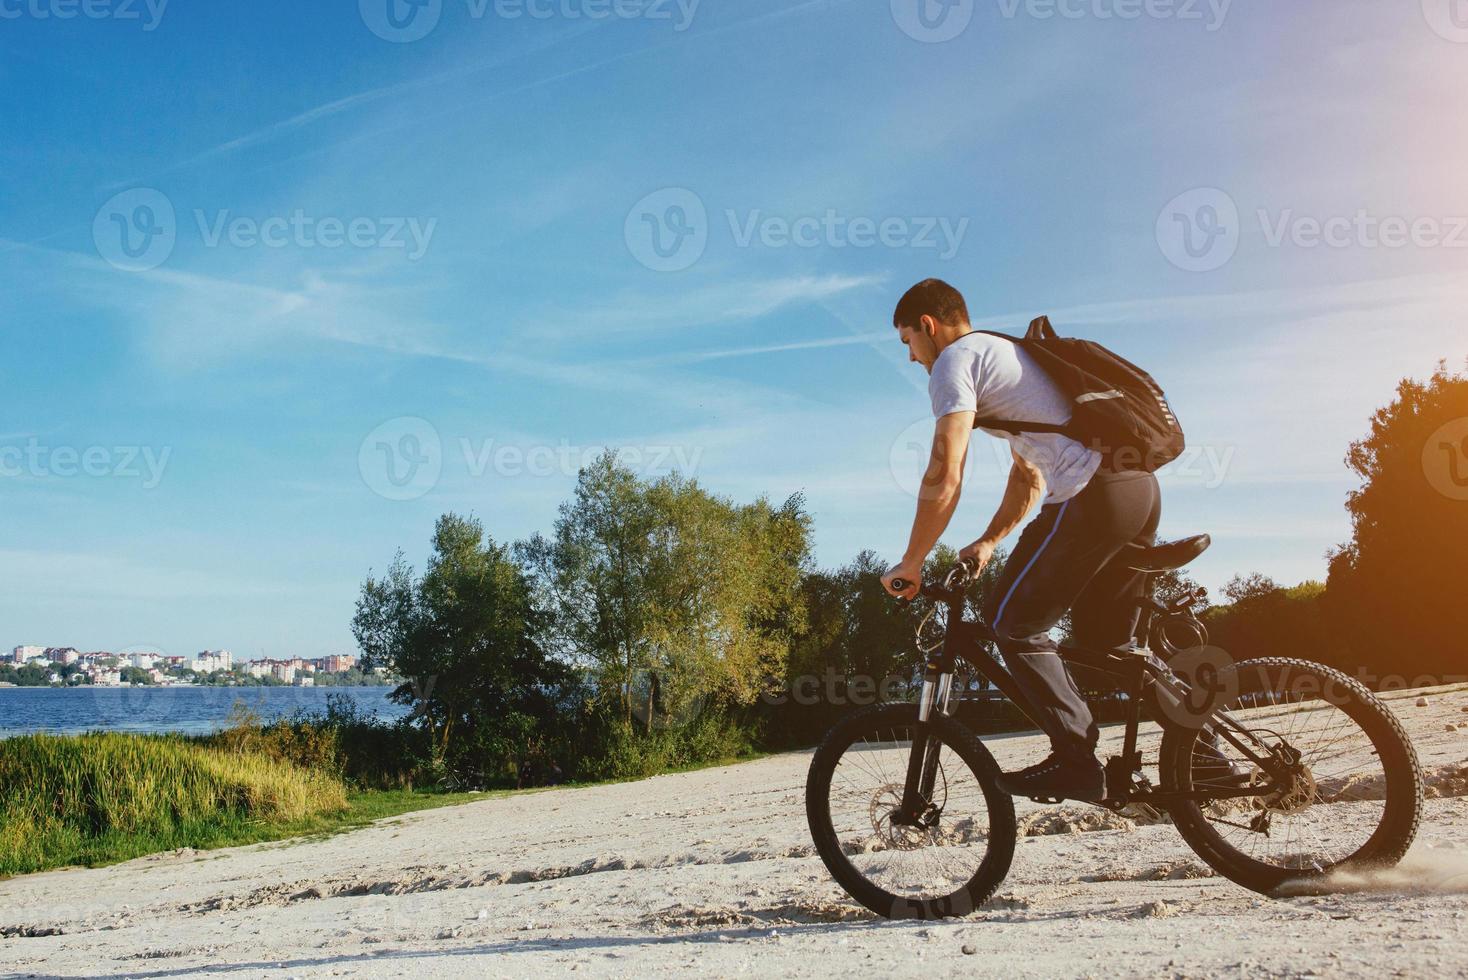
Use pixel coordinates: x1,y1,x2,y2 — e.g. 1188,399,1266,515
0,732,347,876
199,696,428,790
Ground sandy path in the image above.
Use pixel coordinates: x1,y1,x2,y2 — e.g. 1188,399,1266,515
3,685,1467,979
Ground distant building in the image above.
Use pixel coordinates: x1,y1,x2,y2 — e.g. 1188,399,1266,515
130,652,158,670
12,645,44,664
45,647,80,664
315,654,356,674
190,650,232,674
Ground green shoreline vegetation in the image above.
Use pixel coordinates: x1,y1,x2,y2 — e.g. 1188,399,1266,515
0,699,763,878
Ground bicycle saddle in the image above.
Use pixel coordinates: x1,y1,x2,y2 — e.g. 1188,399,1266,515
1123,534,1211,572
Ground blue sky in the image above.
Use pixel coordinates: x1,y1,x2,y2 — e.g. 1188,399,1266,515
3,0,1466,658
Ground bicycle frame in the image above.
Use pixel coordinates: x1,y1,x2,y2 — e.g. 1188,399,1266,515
894,583,1288,823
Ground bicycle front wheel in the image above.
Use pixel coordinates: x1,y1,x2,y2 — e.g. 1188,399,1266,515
805,703,1016,919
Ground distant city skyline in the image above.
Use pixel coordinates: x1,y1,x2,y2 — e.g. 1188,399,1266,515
4,0,1466,656
8,644,354,664
6,645,361,687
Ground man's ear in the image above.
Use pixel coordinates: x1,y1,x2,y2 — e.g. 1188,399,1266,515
919,314,938,337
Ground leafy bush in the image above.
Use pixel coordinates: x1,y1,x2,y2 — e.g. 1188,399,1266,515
569,708,756,783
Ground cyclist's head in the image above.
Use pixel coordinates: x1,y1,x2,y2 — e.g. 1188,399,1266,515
893,278,971,374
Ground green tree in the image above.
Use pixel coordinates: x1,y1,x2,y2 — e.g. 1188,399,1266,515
1205,577,1330,667
1325,360,1468,680
352,514,569,781
524,454,811,733
519,455,662,727
1222,572,1280,604
119,666,153,685
3,663,54,687
640,475,811,723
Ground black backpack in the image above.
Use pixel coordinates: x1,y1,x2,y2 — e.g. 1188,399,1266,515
974,316,1185,473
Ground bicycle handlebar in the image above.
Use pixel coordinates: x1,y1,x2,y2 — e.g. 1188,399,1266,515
890,557,978,604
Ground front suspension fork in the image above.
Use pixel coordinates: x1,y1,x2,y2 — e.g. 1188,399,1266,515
897,672,953,824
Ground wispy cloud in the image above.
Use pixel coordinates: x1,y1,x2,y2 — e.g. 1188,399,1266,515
2,240,878,427
104,0,858,192
643,331,890,365
566,273,884,337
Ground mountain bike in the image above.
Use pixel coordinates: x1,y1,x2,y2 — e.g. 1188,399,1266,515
805,534,1424,919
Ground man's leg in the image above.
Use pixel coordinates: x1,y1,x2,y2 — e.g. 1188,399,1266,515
1068,474,1162,651
983,471,1162,800
982,497,1105,755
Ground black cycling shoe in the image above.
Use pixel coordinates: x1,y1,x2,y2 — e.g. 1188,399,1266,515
996,752,1106,803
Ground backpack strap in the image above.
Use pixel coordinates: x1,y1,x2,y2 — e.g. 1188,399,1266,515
973,418,1074,436
970,320,1075,437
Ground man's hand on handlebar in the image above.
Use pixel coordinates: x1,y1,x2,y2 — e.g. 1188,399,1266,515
881,557,923,600
957,537,998,576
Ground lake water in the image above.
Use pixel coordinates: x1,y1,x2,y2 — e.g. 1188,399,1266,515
0,686,412,739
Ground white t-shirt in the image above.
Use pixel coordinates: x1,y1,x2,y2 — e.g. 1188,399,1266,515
928,332,1102,504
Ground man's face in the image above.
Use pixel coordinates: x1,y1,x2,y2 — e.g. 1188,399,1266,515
897,317,940,374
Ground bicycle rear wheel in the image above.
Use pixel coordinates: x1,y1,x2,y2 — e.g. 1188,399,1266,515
805,703,1016,919
1161,657,1423,895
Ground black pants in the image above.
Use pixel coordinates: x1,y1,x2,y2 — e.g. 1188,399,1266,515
982,469,1162,756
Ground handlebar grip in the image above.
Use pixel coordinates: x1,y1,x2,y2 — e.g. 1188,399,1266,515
890,578,911,593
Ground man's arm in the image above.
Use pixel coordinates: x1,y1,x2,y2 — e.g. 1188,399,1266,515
958,448,1045,570
881,411,973,597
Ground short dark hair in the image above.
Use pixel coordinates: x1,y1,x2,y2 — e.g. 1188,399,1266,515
893,278,969,329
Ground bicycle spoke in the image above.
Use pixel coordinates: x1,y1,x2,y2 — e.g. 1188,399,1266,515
824,721,996,903
1189,668,1388,873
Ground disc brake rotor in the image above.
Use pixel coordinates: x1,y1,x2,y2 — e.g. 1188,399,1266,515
1247,754,1318,816
869,784,935,851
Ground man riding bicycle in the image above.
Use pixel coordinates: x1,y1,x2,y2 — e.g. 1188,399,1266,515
880,279,1162,804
